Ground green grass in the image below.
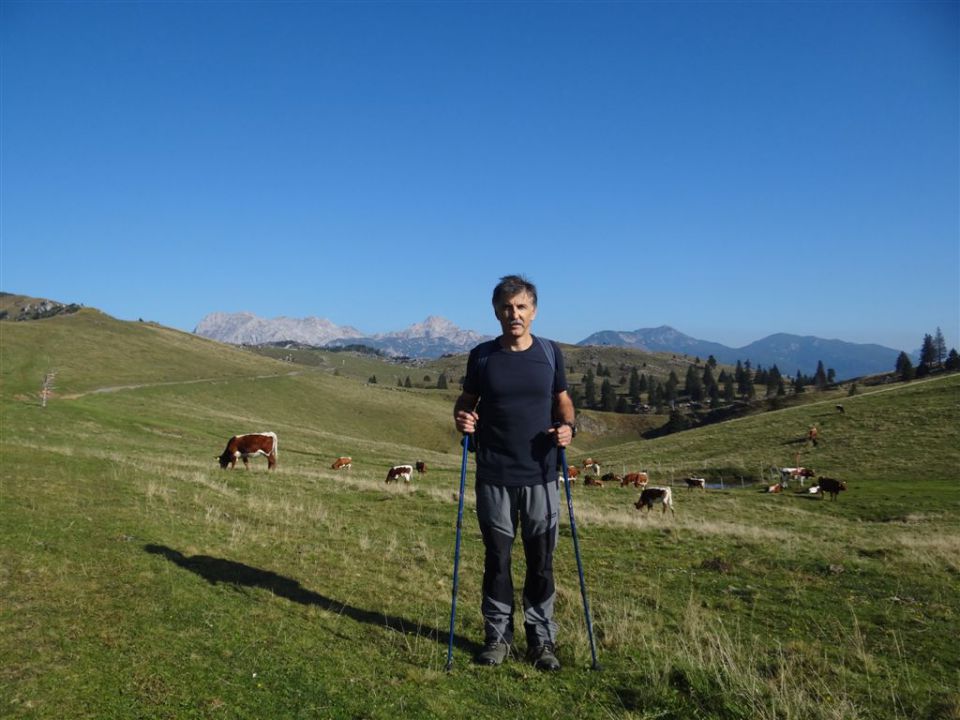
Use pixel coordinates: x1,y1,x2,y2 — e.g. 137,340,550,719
2,312,959,719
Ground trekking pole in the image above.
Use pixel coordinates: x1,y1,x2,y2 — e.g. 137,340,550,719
559,447,602,671
445,434,470,672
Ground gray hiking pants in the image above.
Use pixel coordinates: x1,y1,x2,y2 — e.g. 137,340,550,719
475,481,559,647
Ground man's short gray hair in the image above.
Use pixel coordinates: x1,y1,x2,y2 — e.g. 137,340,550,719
492,275,538,307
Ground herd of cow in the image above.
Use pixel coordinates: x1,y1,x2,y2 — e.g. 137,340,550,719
215,434,848,511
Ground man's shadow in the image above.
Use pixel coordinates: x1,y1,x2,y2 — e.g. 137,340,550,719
144,544,479,655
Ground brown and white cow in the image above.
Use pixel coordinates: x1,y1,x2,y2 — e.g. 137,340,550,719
415,461,427,475
559,466,581,484
582,458,601,476
584,476,604,487
817,476,847,501
779,467,815,487
685,477,706,490
331,456,352,470
217,432,277,470
634,487,674,514
621,472,649,489
601,473,622,485
385,464,414,484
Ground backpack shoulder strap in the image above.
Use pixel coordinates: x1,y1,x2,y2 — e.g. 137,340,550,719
534,335,557,375
474,340,497,388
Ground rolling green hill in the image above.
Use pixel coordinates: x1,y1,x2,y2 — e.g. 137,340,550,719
2,310,958,719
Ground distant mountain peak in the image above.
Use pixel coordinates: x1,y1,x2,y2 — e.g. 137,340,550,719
578,326,901,380
194,311,491,358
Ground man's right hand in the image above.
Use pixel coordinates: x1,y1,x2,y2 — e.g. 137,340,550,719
454,409,478,435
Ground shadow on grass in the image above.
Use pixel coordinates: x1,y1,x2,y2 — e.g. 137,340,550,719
144,544,480,655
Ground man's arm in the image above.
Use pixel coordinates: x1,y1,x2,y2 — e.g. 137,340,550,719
548,390,576,447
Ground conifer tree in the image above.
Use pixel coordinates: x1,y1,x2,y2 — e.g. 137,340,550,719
665,371,679,403
814,360,828,390
629,367,641,402
919,334,937,369
569,384,584,408
723,374,735,402
601,379,617,411
684,365,704,401
436,373,448,389
934,327,947,365
895,352,914,381
944,348,959,371
584,369,597,409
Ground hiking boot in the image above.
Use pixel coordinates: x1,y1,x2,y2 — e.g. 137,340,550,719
527,642,561,671
474,641,510,666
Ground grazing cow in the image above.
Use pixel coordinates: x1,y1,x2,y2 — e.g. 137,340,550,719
780,467,815,487
621,472,649,489
385,464,414,484
415,461,427,475
634,487,675,515
685,477,706,490
601,473,622,484
817,476,847,501
582,458,601,476
584,476,604,487
766,483,783,493
835,404,845,414
331,456,352,470
217,432,277,470
559,466,580,484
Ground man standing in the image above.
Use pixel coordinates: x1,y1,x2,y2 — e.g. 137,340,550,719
453,275,576,671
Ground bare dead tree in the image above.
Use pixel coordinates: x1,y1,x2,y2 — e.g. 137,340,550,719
40,371,56,408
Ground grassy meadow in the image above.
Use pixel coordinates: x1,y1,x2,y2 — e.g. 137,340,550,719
2,309,958,719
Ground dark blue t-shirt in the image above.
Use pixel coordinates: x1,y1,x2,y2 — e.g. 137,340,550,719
463,336,568,487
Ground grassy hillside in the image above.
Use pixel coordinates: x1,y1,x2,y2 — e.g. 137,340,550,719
2,312,958,719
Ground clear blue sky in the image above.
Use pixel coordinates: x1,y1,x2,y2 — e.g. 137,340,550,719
2,0,957,353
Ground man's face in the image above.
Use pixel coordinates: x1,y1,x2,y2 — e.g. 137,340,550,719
494,291,537,340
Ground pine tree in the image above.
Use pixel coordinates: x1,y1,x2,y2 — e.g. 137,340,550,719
404,376,412,388
934,327,947,365
723,374,735,402
684,365,704,401
584,369,597,409
600,379,617,411
814,360,828,390
665,371,679,403
945,349,960,371
920,334,937,368
569,385,584,408
436,373,448,389
895,352,914,381
368,375,378,384
628,367,641,402
615,396,631,413
707,355,717,369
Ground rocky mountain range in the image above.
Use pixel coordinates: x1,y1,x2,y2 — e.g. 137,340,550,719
194,312,904,380
194,312,492,358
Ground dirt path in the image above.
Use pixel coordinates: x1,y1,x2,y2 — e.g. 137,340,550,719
59,371,303,399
